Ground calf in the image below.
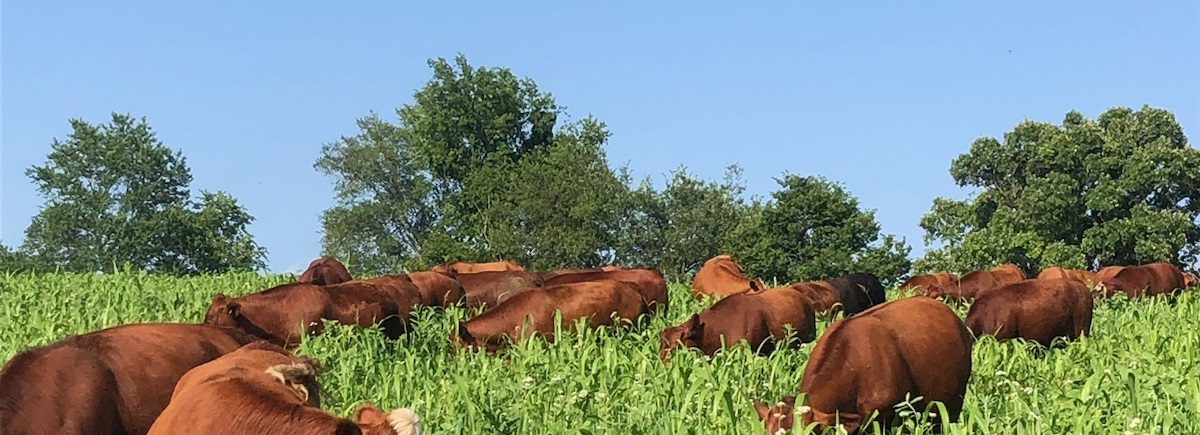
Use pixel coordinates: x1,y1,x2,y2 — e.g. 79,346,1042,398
691,254,765,300
659,285,816,363
966,278,1093,347
0,323,259,435
755,296,973,434
297,256,353,286
147,343,421,435
1094,262,1186,298
451,279,647,353
408,271,466,307
825,272,887,317
540,268,670,314
204,275,422,348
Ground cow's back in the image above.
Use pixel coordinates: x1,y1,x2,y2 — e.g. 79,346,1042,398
408,271,466,307
456,270,543,309
541,269,669,314
0,344,123,435
298,256,353,286
1143,262,1185,296
0,323,255,435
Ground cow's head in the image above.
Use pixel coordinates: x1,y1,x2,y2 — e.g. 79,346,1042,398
754,396,798,435
1184,272,1198,288
449,322,502,354
356,404,423,435
203,293,241,327
658,314,703,363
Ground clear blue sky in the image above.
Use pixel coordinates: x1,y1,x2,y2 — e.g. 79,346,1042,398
3,2,1198,273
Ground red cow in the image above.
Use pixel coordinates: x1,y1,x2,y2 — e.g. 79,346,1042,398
897,272,958,297
453,270,545,310
408,271,467,307
431,260,524,275
297,256,353,286
1036,266,1096,287
659,285,816,362
1094,262,1186,298
0,323,259,435
788,280,840,314
204,275,422,348
691,255,766,300
540,268,670,314
451,280,647,353
966,278,1094,347
755,296,973,434
147,343,421,435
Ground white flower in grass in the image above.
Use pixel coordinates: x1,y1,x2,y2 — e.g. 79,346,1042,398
1128,417,1141,429
1024,386,1033,395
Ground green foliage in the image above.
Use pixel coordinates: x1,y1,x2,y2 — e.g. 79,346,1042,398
316,55,626,272
918,106,1200,274
18,113,266,275
3,272,1199,434
725,174,912,285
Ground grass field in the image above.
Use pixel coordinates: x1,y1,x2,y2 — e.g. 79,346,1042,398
2,271,1198,434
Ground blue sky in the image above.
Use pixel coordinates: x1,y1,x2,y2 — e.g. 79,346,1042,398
3,2,1198,273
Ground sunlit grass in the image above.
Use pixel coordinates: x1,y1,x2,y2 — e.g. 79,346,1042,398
1,271,1197,434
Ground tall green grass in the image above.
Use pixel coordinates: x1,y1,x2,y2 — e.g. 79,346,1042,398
1,271,1197,434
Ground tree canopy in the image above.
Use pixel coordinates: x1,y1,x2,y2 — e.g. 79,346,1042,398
16,113,266,275
916,105,1200,274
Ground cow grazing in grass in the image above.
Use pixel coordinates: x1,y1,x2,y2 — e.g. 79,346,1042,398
1036,266,1096,287
431,260,524,275
204,275,422,348
451,280,647,354
787,280,840,315
0,323,259,435
297,256,353,286
1094,262,1186,299
824,272,887,317
539,267,670,314
407,271,466,307
147,342,421,435
945,263,1027,301
966,278,1094,347
755,296,973,434
452,270,545,310
897,272,958,297
659,284,816,363
691,255,766,300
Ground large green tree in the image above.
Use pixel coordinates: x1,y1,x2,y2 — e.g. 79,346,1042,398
724,174,912,285
316,55,628,272
20,113,267,274
916,105,1200,274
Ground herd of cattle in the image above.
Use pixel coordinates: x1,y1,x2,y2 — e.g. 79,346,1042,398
0,255,1196,434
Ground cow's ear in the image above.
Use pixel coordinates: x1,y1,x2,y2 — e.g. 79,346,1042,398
355,404,387,426
750,279,763,292
226,301,242,317
753,401,771,420
684,314,703,338
782,395,797,407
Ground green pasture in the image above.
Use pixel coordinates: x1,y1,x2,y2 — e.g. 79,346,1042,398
1,272,1197,434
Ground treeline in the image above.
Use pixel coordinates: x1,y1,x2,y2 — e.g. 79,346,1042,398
4,54,1198,282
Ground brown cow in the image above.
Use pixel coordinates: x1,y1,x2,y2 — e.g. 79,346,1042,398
540,268,670,314
788,280,840,314
659,284,816,363
0,323,260,435
451,279,647,353
897,271,958,297
297,256,353,286
1036,266,1097,287
147,343,421,435
755,296,973,434
966,278,1094,347
1094,262,1186,298
431,260,524,275
408,271,466,307
691,254,766,300
454,270,545,310
204,275,422,348
948,263,1028,300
